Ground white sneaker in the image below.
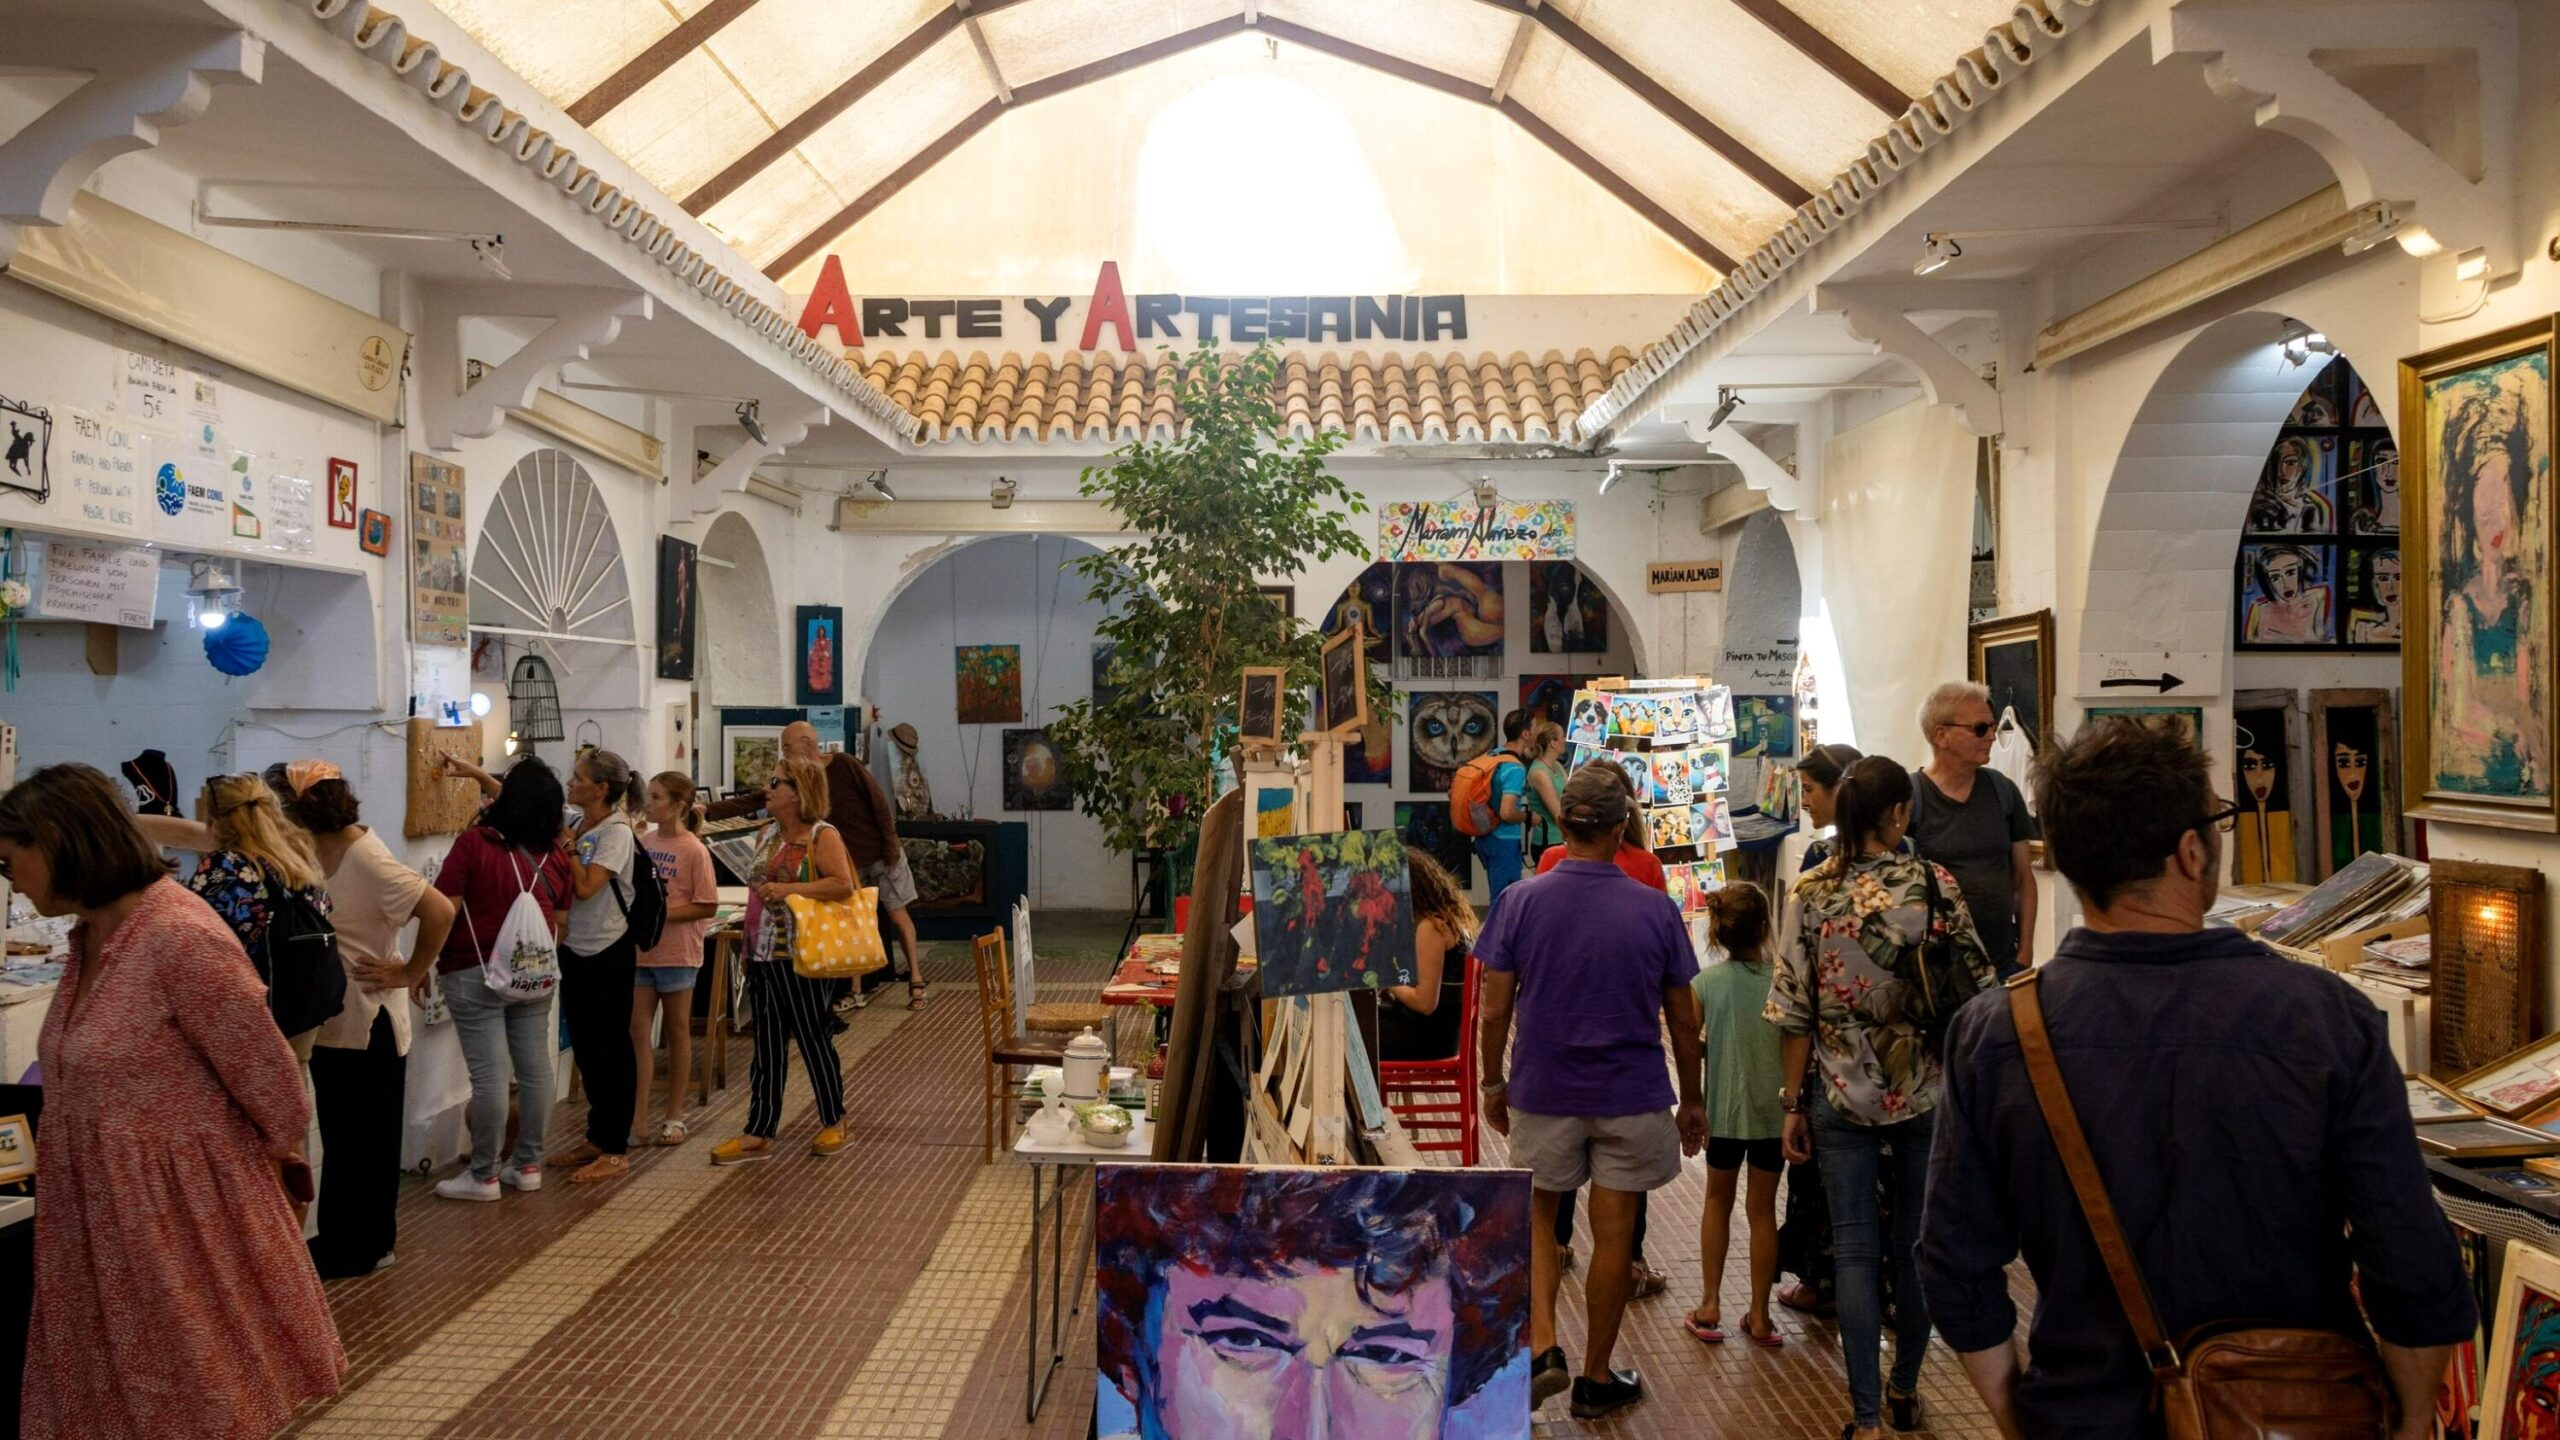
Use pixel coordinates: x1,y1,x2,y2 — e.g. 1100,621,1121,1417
435,1173,500,1203
501,1165,543,1192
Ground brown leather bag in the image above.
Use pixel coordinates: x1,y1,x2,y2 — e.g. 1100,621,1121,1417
2008,971,2392,1439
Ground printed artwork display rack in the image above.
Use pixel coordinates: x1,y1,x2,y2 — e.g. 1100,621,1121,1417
1570,674,1741,931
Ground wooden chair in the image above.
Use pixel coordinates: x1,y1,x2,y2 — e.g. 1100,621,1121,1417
974,930,1066,1161
999,924,1110,1040
1377,958,1484,1166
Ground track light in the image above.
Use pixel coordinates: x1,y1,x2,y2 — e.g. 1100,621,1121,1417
1915,232,1962,276
990,475,1017,509
1473,476,1500,508
185,558,241,630
866,468,896,502
1598,461,1623,496
1705,388,1744,431
2279,319,2337,368
735,400,766,446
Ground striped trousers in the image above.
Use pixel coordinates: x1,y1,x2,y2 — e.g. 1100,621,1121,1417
745,959,847,1138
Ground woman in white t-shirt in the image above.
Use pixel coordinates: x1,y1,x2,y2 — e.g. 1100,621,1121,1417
632,772,720,1148
555,749,643,1185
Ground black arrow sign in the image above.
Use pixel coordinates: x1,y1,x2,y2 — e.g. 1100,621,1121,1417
2100,672,2185,693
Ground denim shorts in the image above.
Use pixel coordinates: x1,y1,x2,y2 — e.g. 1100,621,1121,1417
634,964,699,993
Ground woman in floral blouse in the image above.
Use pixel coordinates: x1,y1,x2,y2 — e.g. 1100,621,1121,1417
1766,755,1991,1440
135,772,333,1055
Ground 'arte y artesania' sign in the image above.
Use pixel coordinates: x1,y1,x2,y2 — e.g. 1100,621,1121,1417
1379,501,1575,562
797,259,1469,352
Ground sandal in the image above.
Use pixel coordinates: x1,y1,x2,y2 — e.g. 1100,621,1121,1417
1740,1315,1786,1348
654,1121,688,1147
907,979,928,1011
568,1153,628,1185
1630,1261,1670,1299
1683,1313,1727,1345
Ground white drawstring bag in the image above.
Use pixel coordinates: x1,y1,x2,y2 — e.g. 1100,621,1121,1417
472,848,561,1002
1988,705,2036,814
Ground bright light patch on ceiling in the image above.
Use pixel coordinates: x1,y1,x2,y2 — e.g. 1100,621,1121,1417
1135,73,1413,294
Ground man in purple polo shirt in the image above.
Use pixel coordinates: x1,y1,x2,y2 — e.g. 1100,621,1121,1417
1478,762,1707,1420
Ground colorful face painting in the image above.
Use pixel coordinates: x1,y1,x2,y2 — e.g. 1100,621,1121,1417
2232,706,2297,885
1647,752,1694,806
1700,686,1737,743
2350,435,2401,536
1396,802,1472,888
2502,1285,2560,1439
1003,729,1072,811
2321,704,2386,871
1683,745,1731,797
1325,562,1394,666
1529,561,1608,654
2247,434,2339,534
1247,829,1418,997
1394,562,1505,665
1613,751,1651,801
1608,693,1659,740
1653,691,1703,746
1695,796,1737,851
1565,690,1612,748
2288,365,2342,428
796,605,843,707
956,644,1024,724
2427,346,2553,803
2238,543,2339,646
2346,546,2403,646
1518,674,1581,727
1409,692,1498,793
1095,1165,1532,1440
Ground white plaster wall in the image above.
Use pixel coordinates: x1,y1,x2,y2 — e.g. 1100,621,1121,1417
1722,509,1804,800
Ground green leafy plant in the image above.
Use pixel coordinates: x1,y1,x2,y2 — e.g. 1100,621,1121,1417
1048,340,1391,857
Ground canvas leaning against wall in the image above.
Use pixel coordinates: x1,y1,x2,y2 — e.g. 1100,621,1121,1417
1095,1165,1533,1440
1247,828,1417,997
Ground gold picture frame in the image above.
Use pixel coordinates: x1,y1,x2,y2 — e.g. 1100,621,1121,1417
2416,1115,2560,1159
2409,1072,2485,1125
2399,316,2560,832
1967,609,2054,754
2451,1031,2560,1119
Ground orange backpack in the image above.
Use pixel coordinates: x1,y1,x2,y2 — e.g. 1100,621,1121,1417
1449,751,1508,837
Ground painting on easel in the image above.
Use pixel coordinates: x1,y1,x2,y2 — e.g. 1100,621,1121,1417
1248,828,1417,997
1096,1165,1534,1440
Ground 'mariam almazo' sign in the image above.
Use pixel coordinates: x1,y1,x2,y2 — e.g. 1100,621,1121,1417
1379,501,1574,562
796,259,1470,352
1647,560,1724,593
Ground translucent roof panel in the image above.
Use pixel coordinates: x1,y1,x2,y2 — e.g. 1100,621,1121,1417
1257,0,1519,91
976,0,1244,89
427,0,718,108
1783,0,2028,98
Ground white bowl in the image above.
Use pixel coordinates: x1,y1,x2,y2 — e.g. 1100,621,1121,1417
1081,1126,1130,1149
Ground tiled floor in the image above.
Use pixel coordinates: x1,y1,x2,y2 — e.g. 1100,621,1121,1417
289,912,2021,1439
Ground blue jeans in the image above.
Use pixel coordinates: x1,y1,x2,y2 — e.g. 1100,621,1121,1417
1475,832,1524,909
1810,1091,1935,1428
442,968,558,1182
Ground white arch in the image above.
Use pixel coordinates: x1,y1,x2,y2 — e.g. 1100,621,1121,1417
468,447,642,713
700,510,785,708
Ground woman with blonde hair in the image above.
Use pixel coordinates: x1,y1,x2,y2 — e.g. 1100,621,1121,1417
1380,847,1476,1062
553,748,645,1185
1520,719,1569,858
134,771,335,1052
633,770,719,1147
712,752,858,1165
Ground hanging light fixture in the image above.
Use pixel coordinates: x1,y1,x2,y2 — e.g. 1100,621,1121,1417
185,558,241,630
506,652,565,745
2279,318,2338,368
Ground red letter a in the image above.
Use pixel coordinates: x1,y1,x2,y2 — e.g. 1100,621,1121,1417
796,255,863,346
1079,260,1134,352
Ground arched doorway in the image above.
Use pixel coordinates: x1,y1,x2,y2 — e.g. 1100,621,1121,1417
1723,510,1805,801
468,447,641,751
699,510,783,710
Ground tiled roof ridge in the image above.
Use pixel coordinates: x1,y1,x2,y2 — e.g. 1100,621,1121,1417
299,0,923,447
853,346,1639,447
1570,0,2110,444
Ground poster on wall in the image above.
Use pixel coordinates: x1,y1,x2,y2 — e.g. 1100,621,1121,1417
56,407,140,534
2348,435,2400,535
327,457,359,529
150,451,233,550
0,396,50,502
796,604,843,706
226,451,260,541
1395,562,1503,679
34,541,157,628
117,349,182,426
406,453,469,647
1733,695,1799,759
656,536,697,681
1528,560,1607,653
1095,1166,1531,1440
2236,542,2338,646
955,643,1023,723
1322,561,1392,665
1002,728,1071,811
2343,545,2402,646
265,473,314,556
1408,691,1497,793
1379,498,1574,561
2402,319,2554,829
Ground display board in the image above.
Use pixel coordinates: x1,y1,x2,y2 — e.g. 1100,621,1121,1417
404,717,485,838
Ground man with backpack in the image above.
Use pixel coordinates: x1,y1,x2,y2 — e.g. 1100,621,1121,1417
1920,718,2470,1439
1451,709,1531,908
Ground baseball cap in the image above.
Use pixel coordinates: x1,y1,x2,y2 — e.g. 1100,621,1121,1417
1562,761,1633,830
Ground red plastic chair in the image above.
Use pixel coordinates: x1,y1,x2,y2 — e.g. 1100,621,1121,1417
1171,893,1250,935
1378,958,1481,1165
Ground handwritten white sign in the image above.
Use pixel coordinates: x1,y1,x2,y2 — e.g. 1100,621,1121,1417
58,407,142,535
118,350,182,425
36,540,159,628
266,473,314,555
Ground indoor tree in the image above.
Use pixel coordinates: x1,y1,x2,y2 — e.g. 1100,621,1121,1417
1048,339,1390,859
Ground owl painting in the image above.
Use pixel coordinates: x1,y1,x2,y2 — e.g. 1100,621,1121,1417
1408,691,1498,794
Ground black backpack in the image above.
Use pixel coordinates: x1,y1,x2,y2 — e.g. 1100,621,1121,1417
606,822,668,951
261,880,347,1039
1894,861,1987,1057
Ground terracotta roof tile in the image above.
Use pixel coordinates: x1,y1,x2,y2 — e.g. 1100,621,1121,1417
850,346,1639,446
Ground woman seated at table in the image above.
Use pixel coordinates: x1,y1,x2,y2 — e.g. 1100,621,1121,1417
1378,848,1474,1062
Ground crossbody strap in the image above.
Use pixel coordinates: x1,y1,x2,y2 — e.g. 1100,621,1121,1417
2008,972,2185,1380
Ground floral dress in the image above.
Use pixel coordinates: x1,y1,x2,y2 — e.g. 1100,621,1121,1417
1765,849,1993,1126
186,848,331,971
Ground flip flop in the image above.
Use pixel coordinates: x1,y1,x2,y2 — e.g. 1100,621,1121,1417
1684,1314,1727,1345
1740,1316,1786,1348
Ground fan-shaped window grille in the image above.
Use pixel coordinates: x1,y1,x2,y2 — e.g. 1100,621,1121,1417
508,652,565,744
471,449,635,648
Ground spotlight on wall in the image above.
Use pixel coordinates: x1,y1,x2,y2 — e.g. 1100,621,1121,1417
2279,319,2338,367
1597,461,1623,496
865,468,896,502
185,557,241,630
1473,475,1500,508
469,691,492,718
990,475,1018,509
735,400,766,446
1914,232,1963,276
1705,388,1745,431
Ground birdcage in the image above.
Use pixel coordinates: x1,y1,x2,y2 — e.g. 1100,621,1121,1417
507,652,564,744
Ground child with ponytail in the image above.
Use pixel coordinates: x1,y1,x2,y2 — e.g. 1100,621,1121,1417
1685,881,1787,1349
632,771,719,1147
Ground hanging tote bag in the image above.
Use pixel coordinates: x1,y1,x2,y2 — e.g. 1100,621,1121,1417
757,822,890,980
475,844,562,1002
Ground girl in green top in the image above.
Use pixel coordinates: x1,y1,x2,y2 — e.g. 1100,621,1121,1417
1520,718,1569,856
1686,881,1787,1348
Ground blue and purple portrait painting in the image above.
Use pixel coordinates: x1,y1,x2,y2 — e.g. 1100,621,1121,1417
1096,1165,1533,1439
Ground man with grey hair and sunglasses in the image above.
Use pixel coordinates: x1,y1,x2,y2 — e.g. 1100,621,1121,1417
1911,680,2037,979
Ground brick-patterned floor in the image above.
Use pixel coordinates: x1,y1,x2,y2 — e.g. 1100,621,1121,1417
289,912,2022,1439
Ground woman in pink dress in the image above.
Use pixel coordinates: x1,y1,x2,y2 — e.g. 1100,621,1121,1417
1,765,346,1439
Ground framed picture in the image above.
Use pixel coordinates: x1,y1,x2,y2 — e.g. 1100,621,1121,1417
1322,562,1392,666
723,725,784,795
2416,1116,2560,1159
1237,667,1285,746
1254,584,1294,619
2232,689,2313,885
2307,688,2399,878
2236,541,2340,646
796,604,843,707
1529,559,1609,654
955,644,1023,724
2482,1240,2560,1433
1969,609,2054,753
655,536,698,682
2452,1033,2560,1120
358,508,390,555
327,457,359,528
0,1113,30,1185
2342,544,2404,647
1001,728,1071,811
0,395,51,501
2410,1073,2484,1125
1393,560,1503,678
2401,316,2557,831
1319,623,1369,737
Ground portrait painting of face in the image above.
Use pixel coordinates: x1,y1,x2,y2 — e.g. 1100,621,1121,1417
796,605,842,706
2351,436,2402,536
1564,691,1611,748
2322,705,2385,871
2239,543,2338,646
2231,708,2297,885
1096,1166,1531,1440
1407,692,1497,793
2246,435,2337,534
2288,366,2342,428
2347,547,2403,646
1002,728,1071,811
2425,346,2552,804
